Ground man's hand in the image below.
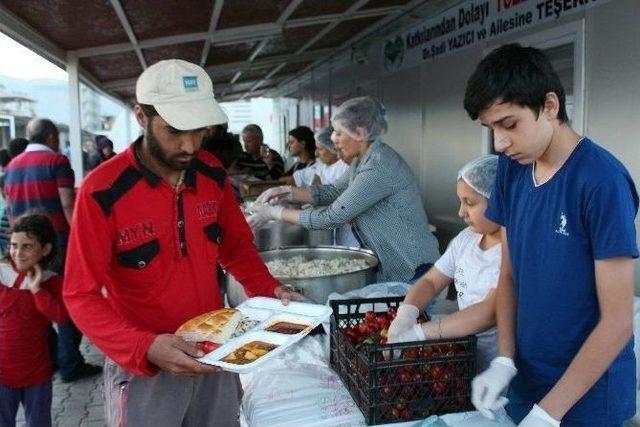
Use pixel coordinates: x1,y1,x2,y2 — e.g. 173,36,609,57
146,334,221,376
27,264,43,294
471,357,517,419
519,404,560,427
274,284,306,305
247,205,283,230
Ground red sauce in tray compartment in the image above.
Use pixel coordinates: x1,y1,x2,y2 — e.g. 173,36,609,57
265,321,309,334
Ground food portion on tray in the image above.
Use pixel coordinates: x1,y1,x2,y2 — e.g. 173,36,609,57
221,340,278,365
175,298,332,372
265,321,309,334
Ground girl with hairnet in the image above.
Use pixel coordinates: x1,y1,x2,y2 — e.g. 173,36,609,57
248,96,440,283
292,127,350,188
387,155,501,372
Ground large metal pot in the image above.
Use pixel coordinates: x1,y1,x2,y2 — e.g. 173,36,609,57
226,245,379,306
253,221,335,251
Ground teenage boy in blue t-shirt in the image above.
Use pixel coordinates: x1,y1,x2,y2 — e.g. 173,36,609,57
465,43,639,427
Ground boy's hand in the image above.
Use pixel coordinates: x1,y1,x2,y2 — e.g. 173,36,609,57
471,357,517,419
27,264,43,294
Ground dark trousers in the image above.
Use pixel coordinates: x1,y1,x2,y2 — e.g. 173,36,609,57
48,235,86,379
54,320,85,379
0,382,52,427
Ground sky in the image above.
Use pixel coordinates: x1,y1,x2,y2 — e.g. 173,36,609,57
0,32,67,80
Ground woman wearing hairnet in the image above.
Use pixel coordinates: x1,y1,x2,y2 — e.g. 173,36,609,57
249,96,440,283
386,155,501,371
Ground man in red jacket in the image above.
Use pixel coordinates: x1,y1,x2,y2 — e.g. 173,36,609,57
63,59,300,427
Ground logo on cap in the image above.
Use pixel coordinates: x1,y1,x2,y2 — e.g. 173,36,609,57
182,76,199,92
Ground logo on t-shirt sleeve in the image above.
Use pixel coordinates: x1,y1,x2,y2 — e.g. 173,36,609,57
555,212,570,236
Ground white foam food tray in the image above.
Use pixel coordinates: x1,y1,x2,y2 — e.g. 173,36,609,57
198,331,290,373
198,297,332,372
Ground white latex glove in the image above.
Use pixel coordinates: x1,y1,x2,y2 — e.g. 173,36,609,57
247,205,283,230
387,304,420,344
255,185,292,205
394,323,427,342
385,304,422,360
519,404,560,427
471,357,517,420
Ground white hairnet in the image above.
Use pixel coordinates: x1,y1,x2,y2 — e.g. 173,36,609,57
457,155,499,199
315,127,336,153
331,96,388,141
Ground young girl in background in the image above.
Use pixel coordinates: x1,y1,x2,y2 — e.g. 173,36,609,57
0,213,68,427
388,155,501,372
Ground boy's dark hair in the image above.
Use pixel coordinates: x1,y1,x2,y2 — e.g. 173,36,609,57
464,43,569,123
8,137,29,158
288,126,316,158
8,213,58,268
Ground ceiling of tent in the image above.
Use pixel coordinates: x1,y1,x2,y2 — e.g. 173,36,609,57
0,0,429,104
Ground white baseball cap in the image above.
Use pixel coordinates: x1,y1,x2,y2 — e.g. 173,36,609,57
136,59,228,130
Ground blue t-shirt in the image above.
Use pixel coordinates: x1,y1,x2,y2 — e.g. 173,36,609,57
486,138,639,424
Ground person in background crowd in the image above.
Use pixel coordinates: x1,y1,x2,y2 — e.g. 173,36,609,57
91,135,116,168
250,96,440,283
388,155,501,372
63,59,301,427
0,149,10,172
82,139,98,174
0,139,29,255
3,118,102,383
467,44,638,427
201,123,243,170
283,126,316,180
0,213,68,427
232,124,284,180
0,149,11,254
8,138,29,159
311,126,350,186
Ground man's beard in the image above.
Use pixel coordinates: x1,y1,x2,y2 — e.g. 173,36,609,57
146,121,194,171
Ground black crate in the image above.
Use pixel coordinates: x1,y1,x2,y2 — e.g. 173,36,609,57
329,296,477,425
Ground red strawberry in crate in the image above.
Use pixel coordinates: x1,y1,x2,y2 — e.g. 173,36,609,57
420,345,434,358
404,348,419,360
391,407,401,420
393,399,407,411
365,310,376,322
376,315,390,330
439,343,453,356
454,343,467,355
432,380,448,397
400,408,413,420
400,385,415,400
387,307,397,319
398,367,413,383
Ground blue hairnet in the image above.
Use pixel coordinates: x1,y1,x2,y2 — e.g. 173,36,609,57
331,96,388,141
457,155,499,199
315,127,336,153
